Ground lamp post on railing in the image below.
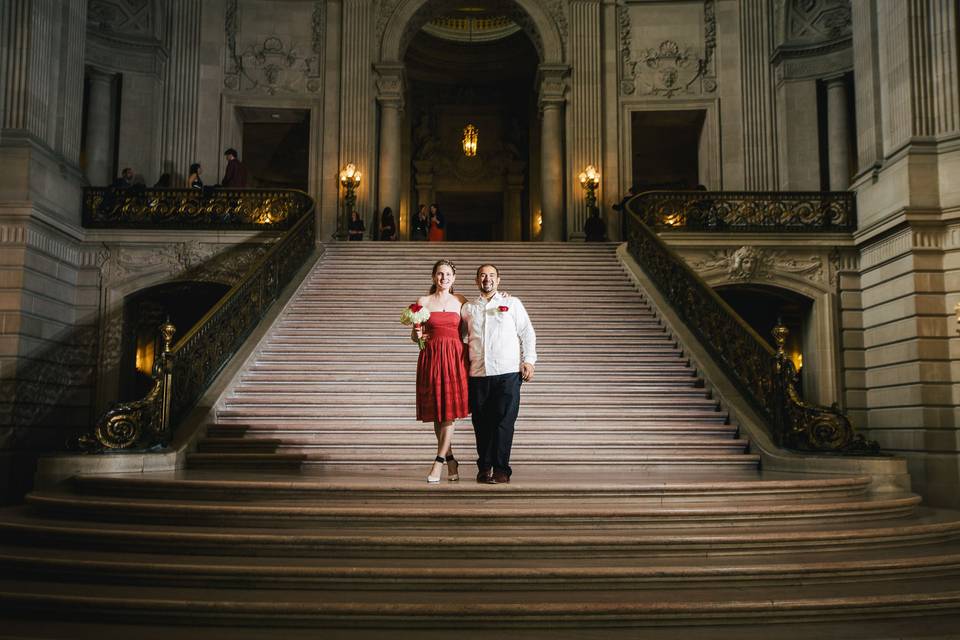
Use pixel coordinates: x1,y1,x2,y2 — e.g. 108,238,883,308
337,163,361,240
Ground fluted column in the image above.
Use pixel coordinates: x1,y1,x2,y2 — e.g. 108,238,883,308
568,0,603,239
84,68,116,186
320,0,342,240
375,63,405,231
852,0,883,175
538,65,569,242
825,75,851,190
339,0,376,232
157,0,201,183
738,0,779,189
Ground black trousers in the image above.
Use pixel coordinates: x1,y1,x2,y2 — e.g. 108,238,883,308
469,372,522,477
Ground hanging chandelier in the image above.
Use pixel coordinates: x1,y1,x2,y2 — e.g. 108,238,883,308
462,124,478,157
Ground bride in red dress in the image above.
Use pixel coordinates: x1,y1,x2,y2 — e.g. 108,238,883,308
412,259,470,482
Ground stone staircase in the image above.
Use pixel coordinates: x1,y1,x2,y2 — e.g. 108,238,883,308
2,242,960,638
195,242,755,470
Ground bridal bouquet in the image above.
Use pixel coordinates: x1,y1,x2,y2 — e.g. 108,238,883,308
401,303,431,350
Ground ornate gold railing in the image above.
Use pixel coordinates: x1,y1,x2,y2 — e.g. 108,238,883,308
623,190,855,235
82,187,310,229
73,190,316,452
623,195,876,453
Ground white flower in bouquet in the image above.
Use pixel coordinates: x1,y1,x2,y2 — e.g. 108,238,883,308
400,303,431,350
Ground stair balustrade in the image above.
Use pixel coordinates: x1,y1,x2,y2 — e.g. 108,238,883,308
72,189,316,452
623,192,876,454
621,190,856,236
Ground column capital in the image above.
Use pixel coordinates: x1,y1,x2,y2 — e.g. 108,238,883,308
374,62,406,110
537,64,570,112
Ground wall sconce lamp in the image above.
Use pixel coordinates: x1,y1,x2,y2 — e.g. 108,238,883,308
462,124,478,157
578,165,600,213
337,163,361,239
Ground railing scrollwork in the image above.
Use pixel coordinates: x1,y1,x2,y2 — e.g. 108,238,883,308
623,190,856,236
623,192,877,455
72,189,316,453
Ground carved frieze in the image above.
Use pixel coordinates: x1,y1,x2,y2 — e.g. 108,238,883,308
688,245,824,284
784,0,851,47
224,0,325,94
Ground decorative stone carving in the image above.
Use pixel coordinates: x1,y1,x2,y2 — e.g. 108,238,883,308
224,0,324,93
619,0,717,97
689,246,824,283
377,0,403,43
88,0,152,36
785,0,851,46
541,0,568,43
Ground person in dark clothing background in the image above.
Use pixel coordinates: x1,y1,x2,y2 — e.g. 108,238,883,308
221,148,248,188
380,207,398,240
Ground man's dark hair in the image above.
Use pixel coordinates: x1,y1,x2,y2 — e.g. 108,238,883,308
224,148,238,158
476,263,500,278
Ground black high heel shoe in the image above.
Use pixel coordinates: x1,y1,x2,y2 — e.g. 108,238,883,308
427,456,445,483
445,454,460,482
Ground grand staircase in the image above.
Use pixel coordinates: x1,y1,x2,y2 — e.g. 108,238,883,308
2,242,960,638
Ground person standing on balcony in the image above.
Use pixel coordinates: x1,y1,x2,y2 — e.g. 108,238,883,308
461,264,537,484
187,163,204,190
221,148,248,188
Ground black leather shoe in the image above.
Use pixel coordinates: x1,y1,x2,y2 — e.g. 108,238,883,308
491,470,510,484
476,468,493,483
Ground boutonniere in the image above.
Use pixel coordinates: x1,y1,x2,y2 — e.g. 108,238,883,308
498,305,509,313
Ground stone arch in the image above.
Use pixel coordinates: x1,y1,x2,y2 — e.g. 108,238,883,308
378,0,564,65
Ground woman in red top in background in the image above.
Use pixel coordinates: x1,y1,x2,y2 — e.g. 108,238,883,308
427,203,445,241
411,259,469,482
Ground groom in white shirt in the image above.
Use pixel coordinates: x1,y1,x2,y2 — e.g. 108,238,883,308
461,264,537,484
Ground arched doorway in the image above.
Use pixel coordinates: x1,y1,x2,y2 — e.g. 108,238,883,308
404,23,538,240
376,0,568,241
716,284,815,396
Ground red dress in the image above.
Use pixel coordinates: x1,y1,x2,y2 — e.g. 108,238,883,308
416,312,470,422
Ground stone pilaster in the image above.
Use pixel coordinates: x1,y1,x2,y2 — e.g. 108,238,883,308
738,0,779,189
600,0,620,241
567,0,603,240
375,63,404,233
84,68,116,186
320,0,343,240
156,0,201,183
504,163,525,242
339,0,376,234
538,64,569,242
825,75,851,190
851,0,883,175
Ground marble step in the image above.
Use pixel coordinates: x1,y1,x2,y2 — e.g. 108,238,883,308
184,452,762,469
20,491,921,529
204,423,737,437
220,393,718,407
213,407,727,420
64,471,871,503
3,508,957,559
5,543,960,592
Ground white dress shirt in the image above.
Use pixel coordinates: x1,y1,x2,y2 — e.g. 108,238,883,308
461,292,537,377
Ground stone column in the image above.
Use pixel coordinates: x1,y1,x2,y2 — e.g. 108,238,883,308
504,162,526,242
538,65,569,242
601,0,621,240
339,0,376,228
85,68,116,186
320,0,343,240
156,0,201,183
568,0,603,239
738,0,779,189
825,75,851,190
375,63,405,231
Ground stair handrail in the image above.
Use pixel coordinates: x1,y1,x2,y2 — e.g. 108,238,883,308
623,191,877,453
73,190,316,452
619,189,855,236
